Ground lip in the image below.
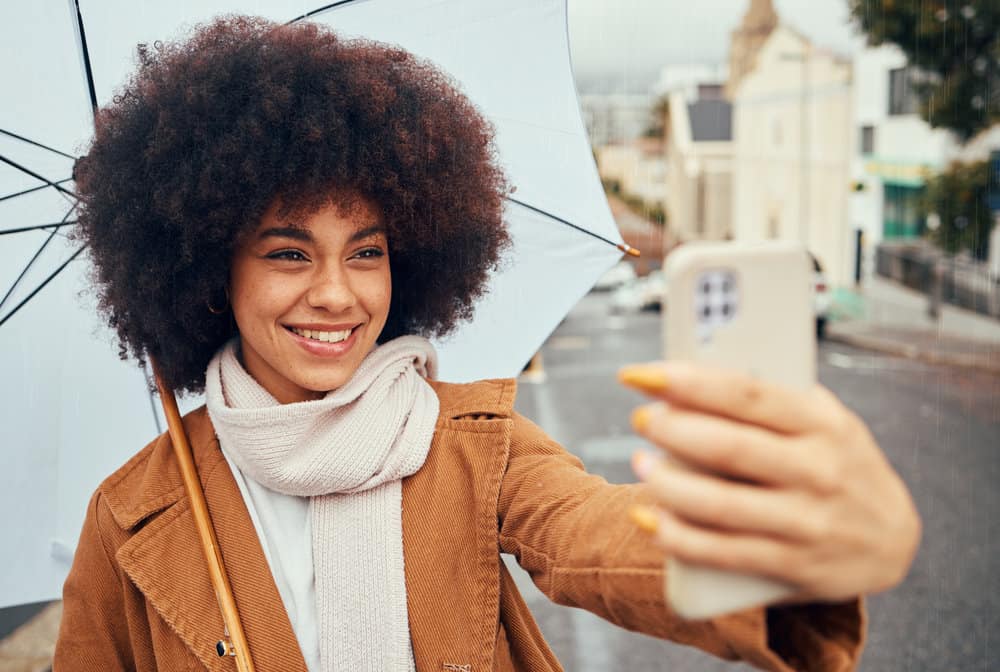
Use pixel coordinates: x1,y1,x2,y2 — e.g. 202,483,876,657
284,323,361,357
285,322,361,331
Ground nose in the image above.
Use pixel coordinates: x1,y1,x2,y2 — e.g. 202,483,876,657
305,262,357,314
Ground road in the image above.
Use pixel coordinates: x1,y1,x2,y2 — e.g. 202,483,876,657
2,290,995,670
510,291,999,672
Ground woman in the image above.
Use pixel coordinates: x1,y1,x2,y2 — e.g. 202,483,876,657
54,16,920,672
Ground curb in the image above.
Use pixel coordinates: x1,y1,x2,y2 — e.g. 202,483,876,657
825,330,1000,375
0,602,60,672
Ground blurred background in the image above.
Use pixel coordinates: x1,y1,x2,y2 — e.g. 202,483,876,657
2,1,998,670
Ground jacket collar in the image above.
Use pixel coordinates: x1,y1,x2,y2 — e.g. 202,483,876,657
101,378,517,671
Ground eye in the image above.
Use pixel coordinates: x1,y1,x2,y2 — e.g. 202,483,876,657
266,249,308,262
353,247,385,260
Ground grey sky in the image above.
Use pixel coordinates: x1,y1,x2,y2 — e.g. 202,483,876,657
567,0,860,91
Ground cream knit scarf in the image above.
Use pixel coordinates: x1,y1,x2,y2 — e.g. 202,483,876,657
205,336,439,672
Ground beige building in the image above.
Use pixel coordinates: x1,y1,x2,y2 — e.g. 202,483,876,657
730,24,854,286
726,0,779,99
663,87,733,242
595,138,667,212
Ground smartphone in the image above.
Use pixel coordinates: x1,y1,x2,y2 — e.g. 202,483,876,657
661,240,816,619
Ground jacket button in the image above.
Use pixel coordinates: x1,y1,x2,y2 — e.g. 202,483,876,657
216,640,228,657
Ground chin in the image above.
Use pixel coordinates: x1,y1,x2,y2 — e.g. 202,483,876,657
300,374,349,395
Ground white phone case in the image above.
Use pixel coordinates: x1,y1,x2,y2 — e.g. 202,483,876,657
661,240,816,619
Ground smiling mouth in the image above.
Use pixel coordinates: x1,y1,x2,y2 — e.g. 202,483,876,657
286,326,355,343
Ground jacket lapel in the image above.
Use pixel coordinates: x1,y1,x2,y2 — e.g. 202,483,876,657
112,377,517,672
403,379,516,672
115,410,307,672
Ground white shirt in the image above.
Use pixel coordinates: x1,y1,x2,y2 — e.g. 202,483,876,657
222,450,321,672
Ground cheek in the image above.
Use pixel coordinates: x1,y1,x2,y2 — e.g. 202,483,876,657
230,273,289,331
366,269,392,319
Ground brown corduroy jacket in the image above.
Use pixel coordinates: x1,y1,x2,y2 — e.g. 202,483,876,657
54,378,864,671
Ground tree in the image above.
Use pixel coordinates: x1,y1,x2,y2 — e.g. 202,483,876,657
642,96,670,139
850,1,999,140
922,159,993,260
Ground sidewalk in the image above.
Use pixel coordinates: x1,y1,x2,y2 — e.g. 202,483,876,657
827,275,1000,373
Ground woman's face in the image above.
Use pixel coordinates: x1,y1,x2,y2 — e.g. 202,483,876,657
229,196,391,404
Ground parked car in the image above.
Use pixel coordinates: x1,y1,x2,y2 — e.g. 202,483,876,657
610,270,666,313
811,253,831,339
592,261,637,292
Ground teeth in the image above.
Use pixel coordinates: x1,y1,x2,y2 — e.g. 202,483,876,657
291,327,352,343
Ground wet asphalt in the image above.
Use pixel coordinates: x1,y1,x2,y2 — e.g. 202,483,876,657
510,291,999,672
2,290,996,671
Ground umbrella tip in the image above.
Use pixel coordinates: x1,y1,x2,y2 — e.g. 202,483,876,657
618,244,641,258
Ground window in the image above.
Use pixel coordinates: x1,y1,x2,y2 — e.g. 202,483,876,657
860,125,875,155
888,67,920,116
695,174,706,235
768,215,780,239
882,184,925,238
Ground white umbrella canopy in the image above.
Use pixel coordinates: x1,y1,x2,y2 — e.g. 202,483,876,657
0,0,626,607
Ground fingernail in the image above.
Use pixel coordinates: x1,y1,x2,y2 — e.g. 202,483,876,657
618,364,668,394
630,406,652,433
631,450,656,480
629,505,660,533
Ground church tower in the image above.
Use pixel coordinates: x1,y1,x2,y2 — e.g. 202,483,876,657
726,0,779,98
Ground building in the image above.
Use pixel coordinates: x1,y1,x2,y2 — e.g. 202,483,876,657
663,87,733,242
726,0,779,99
594,138,667,213
652,63,729,99
579,93,655,148
730,24,855,286
849,44,958,278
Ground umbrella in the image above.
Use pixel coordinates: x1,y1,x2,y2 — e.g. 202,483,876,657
0,0,632,613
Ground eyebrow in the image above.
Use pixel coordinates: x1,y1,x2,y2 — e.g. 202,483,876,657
347,225,386,244
256,224,385,244
257,226,312,242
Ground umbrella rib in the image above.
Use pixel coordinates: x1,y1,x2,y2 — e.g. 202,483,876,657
1,228,61,312
0,204,79,311
287,0,362,24
0,244,86,328
0,178,75,204
0,220,79,236
71,0,100,112
507,196,639,257
0,155,78,199
0,129,79,161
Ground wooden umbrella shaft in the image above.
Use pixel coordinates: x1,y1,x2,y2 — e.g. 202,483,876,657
151,359,256,672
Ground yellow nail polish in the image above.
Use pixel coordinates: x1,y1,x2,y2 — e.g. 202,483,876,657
630,406,652,433
629,505,660,533
618,365,668,394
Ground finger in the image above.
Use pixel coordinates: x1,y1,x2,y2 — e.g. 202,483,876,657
631,403,836,492
619,361,831,435
633,453,827,542
651,508,808,586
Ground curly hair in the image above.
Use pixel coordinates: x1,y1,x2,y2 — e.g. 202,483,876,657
74,16,511,393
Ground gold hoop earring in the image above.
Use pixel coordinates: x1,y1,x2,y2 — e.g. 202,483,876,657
207,288,229,315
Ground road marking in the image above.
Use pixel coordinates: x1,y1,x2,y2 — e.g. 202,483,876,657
825,352,856,369
606,315,628,330
549,335,591,350
823,349,936,372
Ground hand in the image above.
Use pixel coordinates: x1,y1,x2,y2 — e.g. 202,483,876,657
618,361,921,604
